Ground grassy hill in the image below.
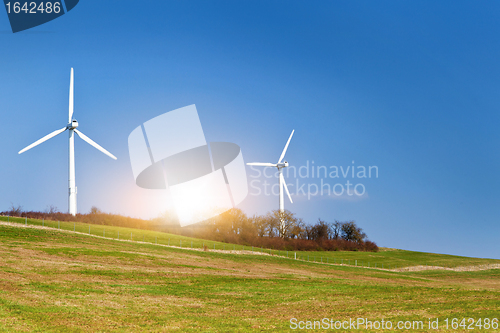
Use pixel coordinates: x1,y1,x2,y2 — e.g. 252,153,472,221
0,217,499,332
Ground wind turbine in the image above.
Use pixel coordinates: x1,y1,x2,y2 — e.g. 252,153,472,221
247,130,294,237
18,68,117,216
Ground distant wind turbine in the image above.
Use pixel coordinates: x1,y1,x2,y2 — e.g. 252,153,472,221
18,68,117,216
247,130,294,237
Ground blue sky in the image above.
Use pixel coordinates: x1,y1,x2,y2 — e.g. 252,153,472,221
0,1,499,258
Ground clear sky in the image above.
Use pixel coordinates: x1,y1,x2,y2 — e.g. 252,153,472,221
1,1,499,259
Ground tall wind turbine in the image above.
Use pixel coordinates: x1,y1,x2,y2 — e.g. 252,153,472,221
18,68,117,216
247,130,294,237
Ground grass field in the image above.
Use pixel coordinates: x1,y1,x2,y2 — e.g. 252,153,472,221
0,217,499,332
2,216,498,271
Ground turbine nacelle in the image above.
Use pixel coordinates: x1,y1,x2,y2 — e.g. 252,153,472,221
277,161,289,169
67,119,79,130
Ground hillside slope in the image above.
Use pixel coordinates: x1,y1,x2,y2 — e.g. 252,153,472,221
0,222,498,332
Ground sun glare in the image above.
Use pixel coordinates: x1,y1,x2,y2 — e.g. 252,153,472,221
169,169,233,226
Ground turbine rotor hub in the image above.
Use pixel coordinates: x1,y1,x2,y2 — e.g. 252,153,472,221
68,119,79,130
277,161,289,169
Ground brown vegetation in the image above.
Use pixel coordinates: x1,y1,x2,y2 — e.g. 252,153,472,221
1,205,377,252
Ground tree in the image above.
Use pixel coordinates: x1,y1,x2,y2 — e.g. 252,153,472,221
304,225,315,240
229,208,255,240
221,208,248,236
290,218,306,239
312,219,329,240
45,205,59,214
8,203,23,216
330,220,342,239
264,212,280,238
89,206,102,214
253,215,268,237
341,221,367,242
270,210,298,238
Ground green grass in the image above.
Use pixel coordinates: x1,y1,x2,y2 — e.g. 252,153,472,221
1,215,498,270
0,217,499,332
293,247,499,269
0,215,242,251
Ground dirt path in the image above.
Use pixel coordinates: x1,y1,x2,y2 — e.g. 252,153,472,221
392,264,500,272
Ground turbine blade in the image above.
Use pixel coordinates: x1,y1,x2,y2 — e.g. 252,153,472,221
18,127,67,154
74,129,117,160
280,173,293,203
69,68,74,123
246,162,277,167
278,129,294,164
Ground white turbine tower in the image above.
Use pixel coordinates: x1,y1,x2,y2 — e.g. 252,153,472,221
18,68,117,216
247,130,294,237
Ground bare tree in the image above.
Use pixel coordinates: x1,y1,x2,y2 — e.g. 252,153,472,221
290,218,306,239
313,219,329,240
8,203,23,216
89,206,102,214
252,215,267,237
330,220,342,240
271,210,298,238
304,225,315,240
45,205,59,214
264,212,279,237
341,221,367,242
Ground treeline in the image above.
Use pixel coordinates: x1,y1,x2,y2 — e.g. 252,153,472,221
2,205,377,252
183,209,378,252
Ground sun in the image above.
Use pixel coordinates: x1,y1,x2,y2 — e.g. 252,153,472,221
169,169,233,226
